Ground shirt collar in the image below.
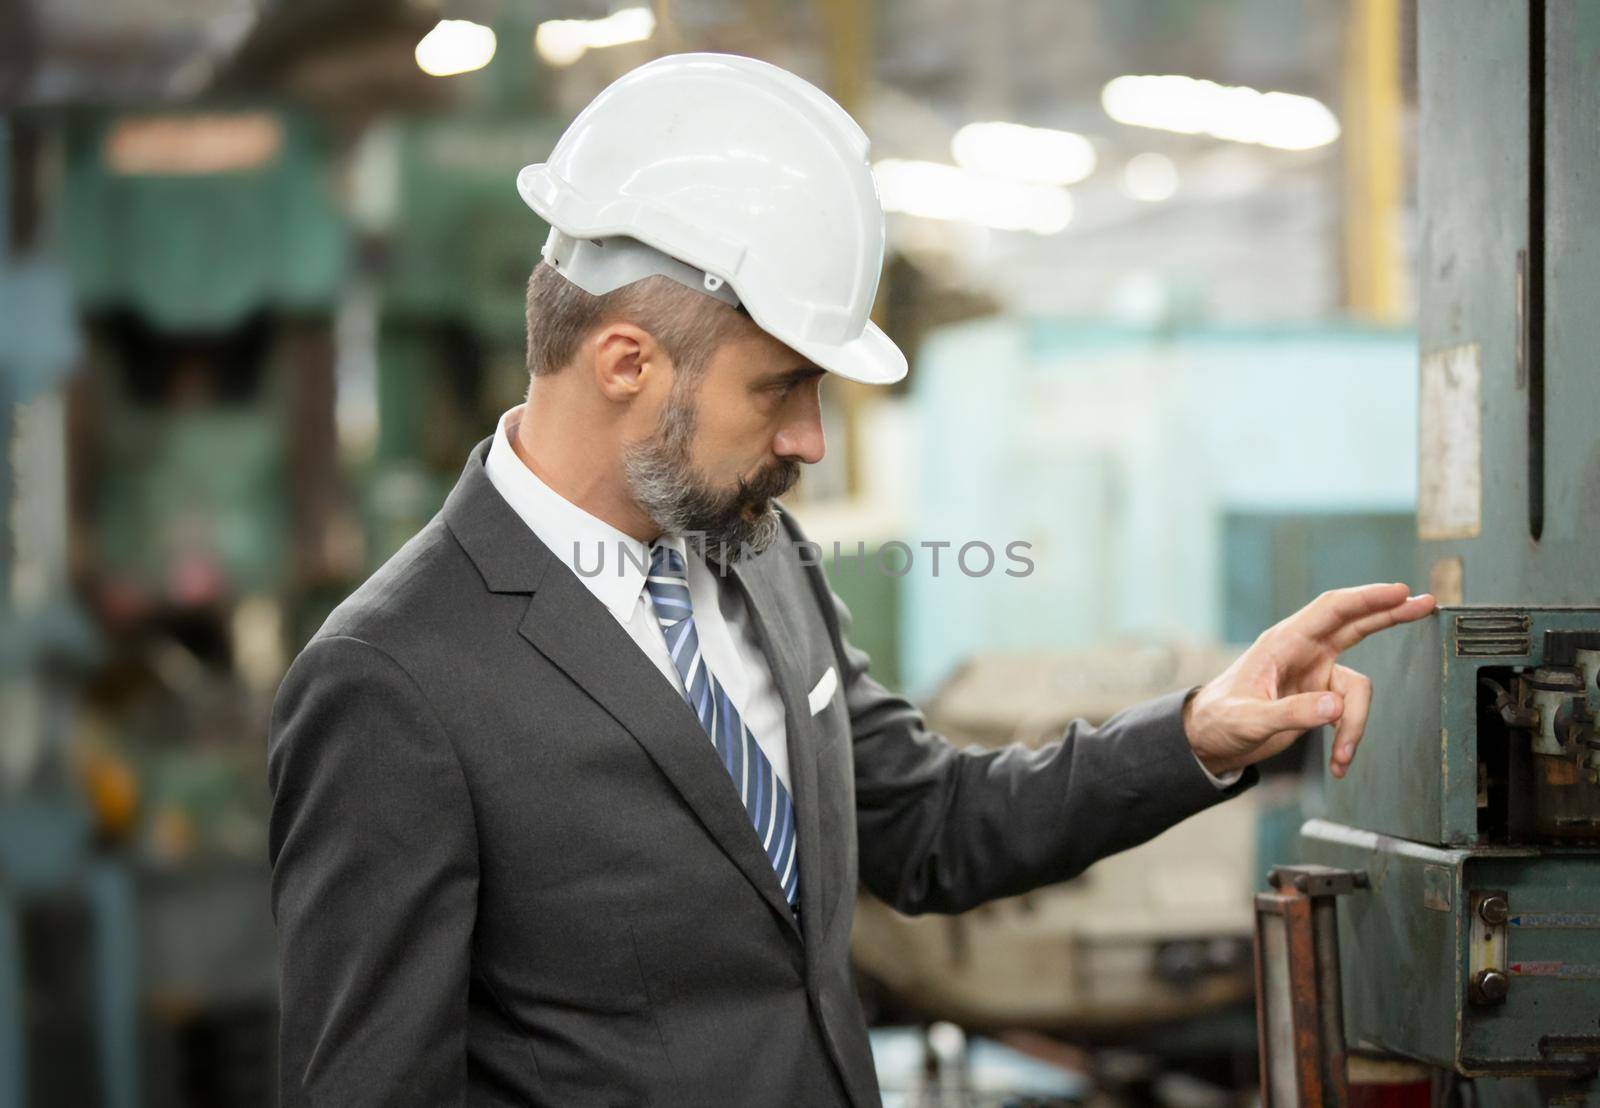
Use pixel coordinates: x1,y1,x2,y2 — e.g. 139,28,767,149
484,404,663,623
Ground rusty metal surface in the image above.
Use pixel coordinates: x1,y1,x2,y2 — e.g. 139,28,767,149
1254,871,1352,1108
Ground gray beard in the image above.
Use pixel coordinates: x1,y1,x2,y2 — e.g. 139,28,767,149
621,390,799,565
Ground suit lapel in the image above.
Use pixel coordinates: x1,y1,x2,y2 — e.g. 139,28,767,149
726,550,829,957
443,437,802,941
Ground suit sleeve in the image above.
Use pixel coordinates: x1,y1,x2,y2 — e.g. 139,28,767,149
782,515,1257,917
267,634,478,1107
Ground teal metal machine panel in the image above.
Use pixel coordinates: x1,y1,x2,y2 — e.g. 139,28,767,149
1416,0,1600,601
1301,822,1465,1068
1413,0,1529,590
1334,605,1600,847
1462,853,1600,1069
1304,820,1600,1073
1538,0,1600,596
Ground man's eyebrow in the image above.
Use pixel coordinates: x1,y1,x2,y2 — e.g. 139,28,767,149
749,365,826,389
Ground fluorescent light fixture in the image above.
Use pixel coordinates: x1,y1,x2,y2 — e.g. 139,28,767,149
536,7,656,67
873,159,1072,235
415,19,497,77
1122,152,1179,202
951,121,1096,186
1101,75,1340,151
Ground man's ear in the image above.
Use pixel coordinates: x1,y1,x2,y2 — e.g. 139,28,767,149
592,322,668,401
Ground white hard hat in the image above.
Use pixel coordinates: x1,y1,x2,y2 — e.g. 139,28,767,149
516,53,907,386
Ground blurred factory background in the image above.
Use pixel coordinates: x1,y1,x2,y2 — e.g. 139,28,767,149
2,1,1427,1105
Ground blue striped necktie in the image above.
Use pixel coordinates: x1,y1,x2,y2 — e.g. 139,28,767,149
644,543,800,909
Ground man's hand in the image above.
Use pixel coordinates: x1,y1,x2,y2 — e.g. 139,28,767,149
1184,583,1437,780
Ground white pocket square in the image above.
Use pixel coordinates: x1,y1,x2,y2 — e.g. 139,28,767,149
806,666,838,716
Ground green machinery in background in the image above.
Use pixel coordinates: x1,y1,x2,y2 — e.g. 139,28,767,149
357,5,563,567
1276,1,1600,1101
360,111,560,565
47,105,350,1108
63,106,351,644
0,114,140,1108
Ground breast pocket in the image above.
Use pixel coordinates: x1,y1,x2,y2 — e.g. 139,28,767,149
807,670,851,758
806,665,838,716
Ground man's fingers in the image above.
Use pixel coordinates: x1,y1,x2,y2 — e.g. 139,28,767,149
1328,665,1373,779
1243,690,1343,738
1286,583,1412,643
1330,593,1438,652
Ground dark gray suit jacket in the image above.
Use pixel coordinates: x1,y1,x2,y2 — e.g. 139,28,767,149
267,435,1254,1107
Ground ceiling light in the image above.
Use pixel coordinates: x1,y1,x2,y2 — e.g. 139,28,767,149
1102,75,1340,151
1122,152,1179,202
415,19,497,78
873,159,1072,235
951,121,1096,186
535,8,655,67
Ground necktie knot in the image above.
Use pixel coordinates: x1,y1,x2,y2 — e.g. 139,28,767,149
650,542,686,579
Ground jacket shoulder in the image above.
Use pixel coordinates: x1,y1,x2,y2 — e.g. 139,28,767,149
306,517,487,664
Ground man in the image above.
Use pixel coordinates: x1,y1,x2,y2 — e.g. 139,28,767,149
267,54,1433,1107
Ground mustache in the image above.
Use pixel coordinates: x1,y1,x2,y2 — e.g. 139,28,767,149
733,458,802,508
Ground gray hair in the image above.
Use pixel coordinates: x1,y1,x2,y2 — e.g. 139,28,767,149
524,260,753,381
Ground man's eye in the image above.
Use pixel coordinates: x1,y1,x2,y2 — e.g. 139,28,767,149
761,374,818,401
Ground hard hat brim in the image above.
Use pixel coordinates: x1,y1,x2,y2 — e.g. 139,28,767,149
788,318,908,386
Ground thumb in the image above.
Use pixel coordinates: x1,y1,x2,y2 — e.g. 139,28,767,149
1244,691,1342,737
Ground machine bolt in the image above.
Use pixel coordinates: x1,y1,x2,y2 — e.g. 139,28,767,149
1479,895,1510,926
1472,969,1510,1004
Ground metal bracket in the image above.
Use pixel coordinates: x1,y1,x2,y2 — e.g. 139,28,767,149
1268,865,1372,898
1255,865,1371,1108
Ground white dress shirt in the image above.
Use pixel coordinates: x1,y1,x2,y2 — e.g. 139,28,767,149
485,405,793,791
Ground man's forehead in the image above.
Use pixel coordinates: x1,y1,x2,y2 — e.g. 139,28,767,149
713,327,822,386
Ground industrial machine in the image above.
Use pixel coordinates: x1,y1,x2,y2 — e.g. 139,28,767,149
343,5,566,567
41,104,351,1107
1304,609,1600,1066
63,106,352,645
357,106,561,566
1262,2,1600,1103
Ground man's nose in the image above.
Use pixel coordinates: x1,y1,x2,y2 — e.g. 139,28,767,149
773,400,826,465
